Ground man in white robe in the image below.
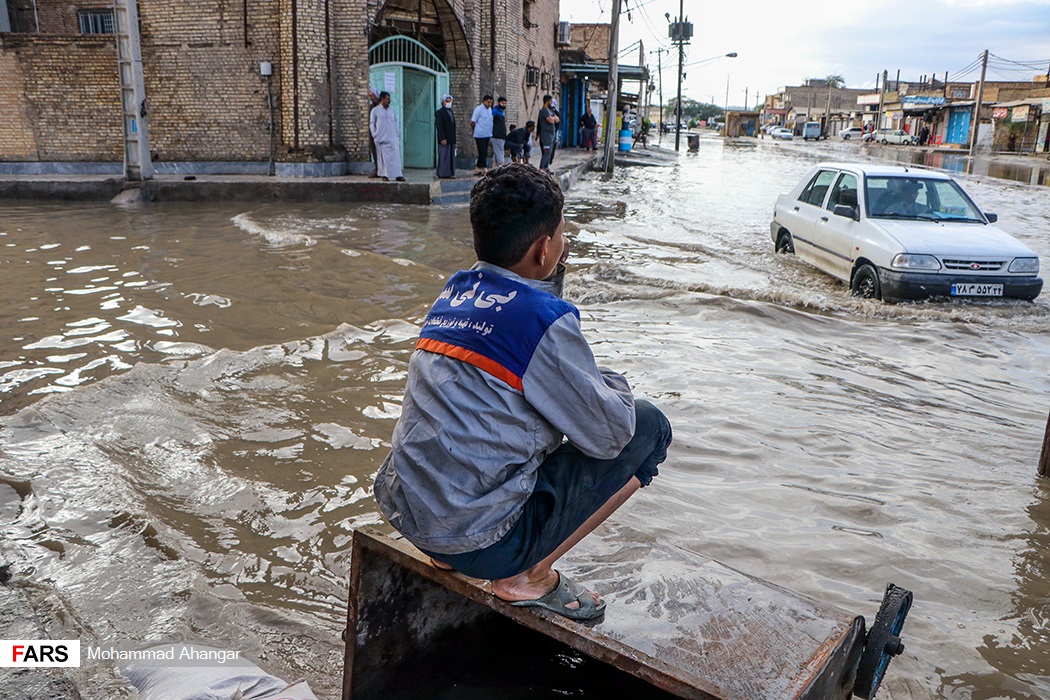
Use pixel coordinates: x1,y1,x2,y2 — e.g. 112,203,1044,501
370,91,405,181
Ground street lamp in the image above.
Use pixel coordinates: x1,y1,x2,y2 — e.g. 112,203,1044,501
671,52,736,139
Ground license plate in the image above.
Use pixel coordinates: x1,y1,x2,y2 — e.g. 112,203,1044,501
951,283,1003,297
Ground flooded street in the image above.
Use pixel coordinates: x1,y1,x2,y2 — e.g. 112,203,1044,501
3,138,1050,698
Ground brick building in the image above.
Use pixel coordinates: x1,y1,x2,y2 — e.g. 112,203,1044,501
0,0,561,174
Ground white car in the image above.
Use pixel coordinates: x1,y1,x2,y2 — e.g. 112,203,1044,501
840,126,864,140
771,163,1042,301
770,127,794,140
863,128,916,145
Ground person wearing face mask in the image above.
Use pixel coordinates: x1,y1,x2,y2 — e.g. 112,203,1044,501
435,94,457,179
491,96,509,166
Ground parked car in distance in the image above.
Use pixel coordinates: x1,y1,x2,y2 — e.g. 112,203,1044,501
840,126,864,140
770,163,1042,302
770,127,794,140
863,128,916,145
802,121,823,140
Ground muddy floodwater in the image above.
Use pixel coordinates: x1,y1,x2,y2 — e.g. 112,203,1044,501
3,138,1050,699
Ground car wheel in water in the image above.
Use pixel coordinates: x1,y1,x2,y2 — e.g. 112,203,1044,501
881,138,889,145
776,232,794,255
851,264,881,299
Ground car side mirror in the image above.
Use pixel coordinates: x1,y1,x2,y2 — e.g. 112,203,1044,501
984,212,998,223
833,204,859,221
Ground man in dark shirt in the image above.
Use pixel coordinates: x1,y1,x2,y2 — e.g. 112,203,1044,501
506,121,535,164
491,96,509,165
537,94,560,172
435,94,456,178
579,106,598,151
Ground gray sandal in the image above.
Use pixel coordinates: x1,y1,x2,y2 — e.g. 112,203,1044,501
509,572,606,621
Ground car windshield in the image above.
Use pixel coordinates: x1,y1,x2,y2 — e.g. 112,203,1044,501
865,176,984,221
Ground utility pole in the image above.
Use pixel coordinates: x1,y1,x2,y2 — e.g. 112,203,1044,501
652,47,669,144
724,74,730,133
671,0,690,151
969,49,989,155
876,70,887,132
602,0,622,173
825,87,832,136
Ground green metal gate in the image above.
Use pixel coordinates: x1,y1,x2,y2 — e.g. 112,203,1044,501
369,37,449,169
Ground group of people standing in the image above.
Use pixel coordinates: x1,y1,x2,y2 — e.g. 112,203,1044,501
370,85,600,181
437,93,566,179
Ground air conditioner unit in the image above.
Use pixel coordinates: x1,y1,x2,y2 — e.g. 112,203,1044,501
556,21,571,46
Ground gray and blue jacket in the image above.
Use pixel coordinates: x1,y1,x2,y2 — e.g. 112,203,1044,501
374,262,636,555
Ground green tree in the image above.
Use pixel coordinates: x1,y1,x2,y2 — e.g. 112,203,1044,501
825,74,846,88
666,98,723,123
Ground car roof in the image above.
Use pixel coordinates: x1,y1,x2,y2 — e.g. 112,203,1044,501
812,162,953,180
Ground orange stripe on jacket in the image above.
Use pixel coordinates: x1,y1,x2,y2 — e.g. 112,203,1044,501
416,337,524,392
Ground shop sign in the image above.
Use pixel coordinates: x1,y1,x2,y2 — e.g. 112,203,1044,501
902,95,946,106
992,107,1010,119
1011,105,1030,122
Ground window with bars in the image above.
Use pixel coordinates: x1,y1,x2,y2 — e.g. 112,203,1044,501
525,65,539,87
522,0,537,29
78,9,115,35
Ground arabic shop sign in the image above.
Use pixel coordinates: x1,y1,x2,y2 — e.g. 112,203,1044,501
1011,105,1030,122
993,107,1010,120
902,95,946,106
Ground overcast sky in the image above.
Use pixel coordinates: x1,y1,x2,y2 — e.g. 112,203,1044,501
558,0,1050,110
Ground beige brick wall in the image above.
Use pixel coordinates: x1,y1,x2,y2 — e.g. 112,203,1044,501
0,34,121,161
567,23,609,62
140,0,281,161
0,50,37,158
0,0,560,165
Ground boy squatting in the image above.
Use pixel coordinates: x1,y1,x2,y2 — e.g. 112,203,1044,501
374,163,672,621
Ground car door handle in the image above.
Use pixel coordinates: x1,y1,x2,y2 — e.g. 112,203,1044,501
820,216,829,222
793,206,800,211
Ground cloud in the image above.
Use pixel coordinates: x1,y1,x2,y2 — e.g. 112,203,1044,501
560,0,1050,106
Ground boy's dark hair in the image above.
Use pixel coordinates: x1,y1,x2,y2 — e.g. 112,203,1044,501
525,120,536,130
379,91,390,100
470,164,564,269
483,94,493,102
508,123,517,132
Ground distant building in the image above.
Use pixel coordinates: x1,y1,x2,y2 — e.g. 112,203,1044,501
0,0,562,174
855,77,1050,151
762,80,869,136
558,22,648,148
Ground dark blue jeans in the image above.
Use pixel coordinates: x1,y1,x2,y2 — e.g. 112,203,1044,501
422,399,672,580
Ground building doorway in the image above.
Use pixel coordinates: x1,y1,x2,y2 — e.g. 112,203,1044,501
369,36,449,169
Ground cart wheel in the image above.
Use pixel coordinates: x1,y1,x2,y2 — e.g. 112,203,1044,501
853,583,913,699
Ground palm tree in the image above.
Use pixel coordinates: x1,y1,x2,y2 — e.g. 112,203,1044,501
825,74,846,89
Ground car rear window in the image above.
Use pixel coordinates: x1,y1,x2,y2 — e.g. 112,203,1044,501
799,170,837,206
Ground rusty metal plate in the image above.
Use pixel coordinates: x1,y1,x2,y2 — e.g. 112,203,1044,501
342,526,865,700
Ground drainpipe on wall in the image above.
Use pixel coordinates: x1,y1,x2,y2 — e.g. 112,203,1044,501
291,0,300,149
325,0,333,145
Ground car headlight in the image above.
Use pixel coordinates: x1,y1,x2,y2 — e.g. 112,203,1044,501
1009,257,1040,273
891,254,941,271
